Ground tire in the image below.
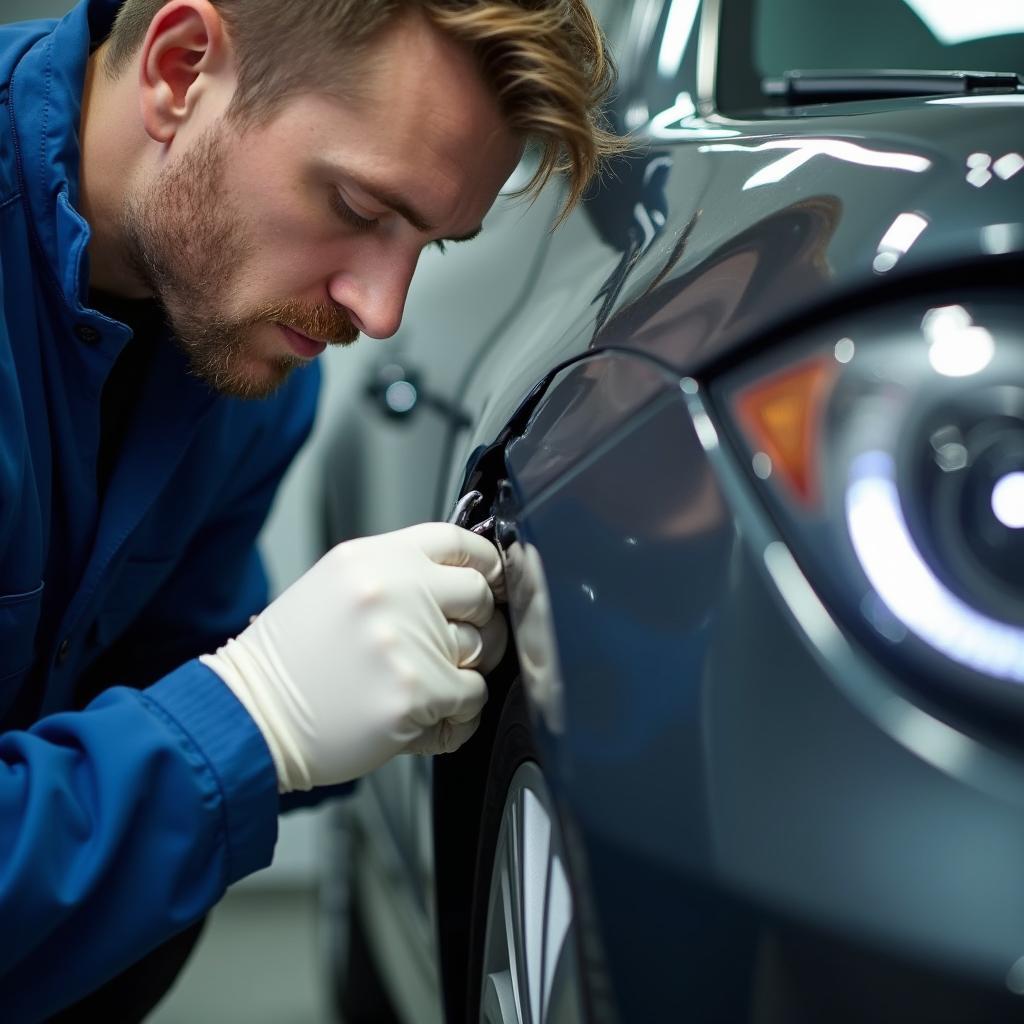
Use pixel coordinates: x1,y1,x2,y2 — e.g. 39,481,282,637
465,680,586,1024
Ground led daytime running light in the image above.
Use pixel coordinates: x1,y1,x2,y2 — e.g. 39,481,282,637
846,451,1024,683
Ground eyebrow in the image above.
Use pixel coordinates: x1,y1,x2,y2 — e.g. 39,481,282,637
342,169,484,243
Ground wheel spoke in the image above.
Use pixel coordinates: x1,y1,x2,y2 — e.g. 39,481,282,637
480,763,581,1024
522,788,551,1024
502,839,525,1024
542,853,571,1021
483,969,522,1024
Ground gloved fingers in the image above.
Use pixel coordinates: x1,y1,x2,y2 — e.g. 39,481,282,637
432,666,488,725
440,714,483,754
477,609,508,675
406,712,483,756
403,730,436,757
403,523,505,600
447,616,506,672
428,563,496,628
450,621,484,668
404,667,486,755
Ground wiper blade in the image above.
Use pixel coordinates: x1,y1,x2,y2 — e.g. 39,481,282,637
763,69,1024,103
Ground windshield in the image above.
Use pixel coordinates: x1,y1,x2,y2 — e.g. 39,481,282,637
717,0,1024,113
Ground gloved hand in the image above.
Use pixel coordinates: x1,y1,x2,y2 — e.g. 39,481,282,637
200,523,507,793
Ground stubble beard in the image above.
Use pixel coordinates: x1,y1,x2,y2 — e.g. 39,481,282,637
120,123,360,400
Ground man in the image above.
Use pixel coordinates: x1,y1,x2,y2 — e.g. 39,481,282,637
0,0,618,1018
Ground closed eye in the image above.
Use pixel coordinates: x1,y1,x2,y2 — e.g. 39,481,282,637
330,190,378,231
331,188,454,254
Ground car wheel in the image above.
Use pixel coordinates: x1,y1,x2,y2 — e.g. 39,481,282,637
467,680,585,1024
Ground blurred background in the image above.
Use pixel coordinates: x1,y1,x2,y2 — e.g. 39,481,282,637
5,0,67,16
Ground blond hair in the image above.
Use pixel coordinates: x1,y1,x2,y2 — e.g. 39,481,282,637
104,0,625,221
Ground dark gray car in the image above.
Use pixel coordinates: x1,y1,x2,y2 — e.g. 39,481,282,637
322,2,1024,1021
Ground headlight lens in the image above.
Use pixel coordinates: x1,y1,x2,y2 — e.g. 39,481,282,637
713,294,1024,704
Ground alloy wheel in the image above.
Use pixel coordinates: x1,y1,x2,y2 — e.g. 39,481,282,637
480,761,582,1024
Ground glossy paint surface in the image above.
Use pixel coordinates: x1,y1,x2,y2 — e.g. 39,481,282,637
442,3,1024,506
471,3,1024,1019
501,353,1024,1019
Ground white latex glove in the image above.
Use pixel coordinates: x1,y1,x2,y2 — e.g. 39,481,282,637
200,523,507,793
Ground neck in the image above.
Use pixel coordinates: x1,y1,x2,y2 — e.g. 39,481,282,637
79,44,153,299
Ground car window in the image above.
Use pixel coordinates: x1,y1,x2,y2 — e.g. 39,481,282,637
717,0,1024,113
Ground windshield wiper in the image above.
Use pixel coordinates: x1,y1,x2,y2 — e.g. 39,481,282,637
763,69,1024,104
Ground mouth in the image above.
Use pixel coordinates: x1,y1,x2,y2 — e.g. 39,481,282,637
276,323,329,359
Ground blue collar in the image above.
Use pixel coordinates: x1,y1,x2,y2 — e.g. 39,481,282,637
9,0,126,325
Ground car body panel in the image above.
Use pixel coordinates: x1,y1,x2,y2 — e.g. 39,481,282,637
498,346,1024,1020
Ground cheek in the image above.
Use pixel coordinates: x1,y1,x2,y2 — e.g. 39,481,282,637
234,238,356,306
272,213,360,281
219,150,359,300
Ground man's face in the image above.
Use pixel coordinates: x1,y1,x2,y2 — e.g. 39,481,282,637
122,12,522,399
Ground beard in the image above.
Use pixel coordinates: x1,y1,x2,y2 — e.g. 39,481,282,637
119,123,360,400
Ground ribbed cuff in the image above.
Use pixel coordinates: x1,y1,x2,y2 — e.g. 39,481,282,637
142,660,279,884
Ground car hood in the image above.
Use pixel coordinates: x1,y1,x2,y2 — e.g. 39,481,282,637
443,95,1024,508
597,95,1024,373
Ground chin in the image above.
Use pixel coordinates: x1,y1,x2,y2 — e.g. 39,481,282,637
209,355,299,401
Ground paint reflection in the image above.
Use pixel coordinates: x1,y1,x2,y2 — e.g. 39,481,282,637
873,212,928,273
698,139,931,191
504,538,565,734
922,305,995,378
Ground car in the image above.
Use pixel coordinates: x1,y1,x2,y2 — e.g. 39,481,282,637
319,1,1024,1021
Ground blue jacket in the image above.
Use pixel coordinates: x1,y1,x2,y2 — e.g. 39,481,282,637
0,2,323,1016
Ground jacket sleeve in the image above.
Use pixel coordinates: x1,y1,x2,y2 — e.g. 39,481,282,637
0,665,277,1020
0,364,325,1018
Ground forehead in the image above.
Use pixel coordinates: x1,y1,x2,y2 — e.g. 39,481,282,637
254,12,521,225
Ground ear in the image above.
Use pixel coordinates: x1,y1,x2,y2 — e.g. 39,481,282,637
138,0,231,144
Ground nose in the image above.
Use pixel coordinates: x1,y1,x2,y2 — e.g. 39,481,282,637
327,250,419,340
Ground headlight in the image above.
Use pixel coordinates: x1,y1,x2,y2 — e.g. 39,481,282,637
712,294,1024,717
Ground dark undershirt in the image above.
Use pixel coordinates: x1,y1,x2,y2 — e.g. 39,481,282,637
89,290,166,496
